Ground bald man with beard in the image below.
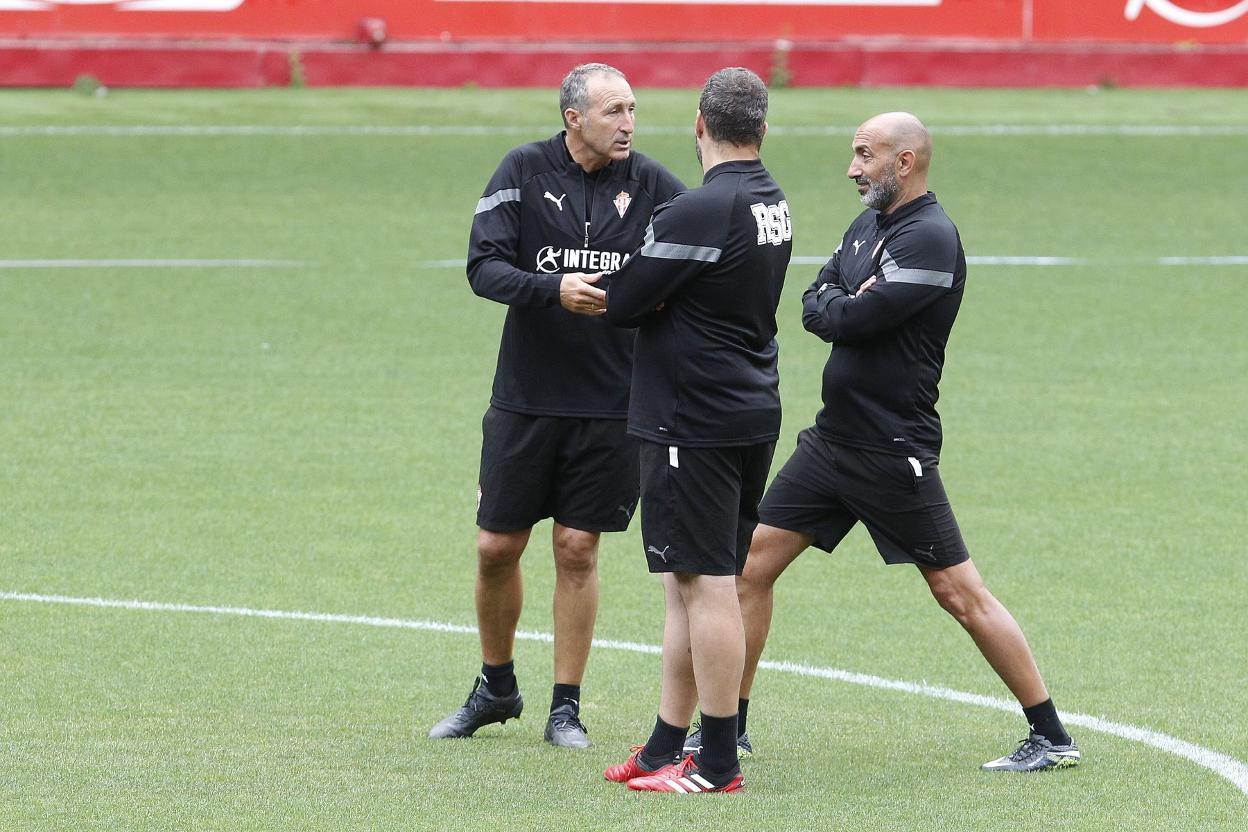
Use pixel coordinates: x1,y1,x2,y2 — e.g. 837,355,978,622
682,112,1081,773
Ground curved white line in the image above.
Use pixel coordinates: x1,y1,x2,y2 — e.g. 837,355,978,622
2,589,1245,797
1126,0,1248,28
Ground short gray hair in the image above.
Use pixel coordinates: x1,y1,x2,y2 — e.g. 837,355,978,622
559,63,627,127
699,67,768,148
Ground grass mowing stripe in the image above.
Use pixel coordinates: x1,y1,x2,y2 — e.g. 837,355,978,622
5,589,1246,798
5,257,1244,271
4,125,1248,138
0,259,303,269
422,256,1248,268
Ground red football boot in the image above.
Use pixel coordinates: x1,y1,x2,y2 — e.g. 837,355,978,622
626,753,744,794
604,746,677,783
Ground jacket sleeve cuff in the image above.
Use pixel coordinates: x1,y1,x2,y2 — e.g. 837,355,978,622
540,273,563,305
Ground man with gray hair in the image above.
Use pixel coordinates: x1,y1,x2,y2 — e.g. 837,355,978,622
429,63,683,748
601,67,791,793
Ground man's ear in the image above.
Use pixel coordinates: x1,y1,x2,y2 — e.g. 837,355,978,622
896,149,916,176
694,109,706,139
565,108,582,131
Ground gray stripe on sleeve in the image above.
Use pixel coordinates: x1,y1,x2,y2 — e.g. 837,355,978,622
879,248,953,288
474,188,521,215
642,241,723,263
639,222,722,263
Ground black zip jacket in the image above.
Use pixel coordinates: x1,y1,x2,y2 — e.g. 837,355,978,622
801,192,965,459
466,132,684,418
605,159,792,447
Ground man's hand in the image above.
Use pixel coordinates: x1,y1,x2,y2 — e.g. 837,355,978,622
854,276,878,297
560,272,608,316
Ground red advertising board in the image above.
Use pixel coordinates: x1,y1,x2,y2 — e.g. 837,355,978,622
2,0,1248,44
1036,0,1248,43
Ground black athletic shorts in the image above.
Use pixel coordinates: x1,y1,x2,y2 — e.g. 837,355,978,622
638,440,776,576
476,406,639,533
757,427,970,569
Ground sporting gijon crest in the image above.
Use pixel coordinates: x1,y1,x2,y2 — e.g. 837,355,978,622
614,191,632,219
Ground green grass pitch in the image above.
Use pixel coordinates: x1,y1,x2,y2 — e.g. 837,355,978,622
1,86,1246,830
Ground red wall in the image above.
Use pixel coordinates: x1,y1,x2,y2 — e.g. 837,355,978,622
4,2,1247,87
3,0,1248,44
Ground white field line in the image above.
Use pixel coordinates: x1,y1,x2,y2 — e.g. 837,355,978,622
3,589,1246,797
0,259,302,269
423,256,1248,269
6,256,1245,271
2,124,1247,138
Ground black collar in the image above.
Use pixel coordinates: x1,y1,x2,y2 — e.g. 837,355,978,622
876,191,937,228
702,158,765,185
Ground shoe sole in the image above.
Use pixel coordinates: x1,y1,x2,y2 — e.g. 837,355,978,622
428,711,521,739
627,776,745,794
982,754,1081,772
545,733,592,749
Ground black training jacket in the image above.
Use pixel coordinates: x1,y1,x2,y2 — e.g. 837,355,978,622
605,159,792,447
467,132,684,418
801,192,965,459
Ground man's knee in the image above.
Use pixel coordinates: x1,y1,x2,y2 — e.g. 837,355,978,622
477,528,528,573
674,572,738,608
736,560,773,602
739,524,810,592
552,525,600,577
924,562,992,622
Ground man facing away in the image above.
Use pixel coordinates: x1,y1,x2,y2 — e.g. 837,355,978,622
695,111,1080,773
429,64,684,748
601,67,792,794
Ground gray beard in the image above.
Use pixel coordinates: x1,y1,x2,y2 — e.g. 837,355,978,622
861,170,900,211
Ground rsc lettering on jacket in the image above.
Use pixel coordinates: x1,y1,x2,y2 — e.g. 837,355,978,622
750,200,792,247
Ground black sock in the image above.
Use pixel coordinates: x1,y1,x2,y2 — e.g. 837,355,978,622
694,712,739,778
737,698,750,736
551,683,581,714
1023,698,1071,746
640,716,687,768
480,661,516,697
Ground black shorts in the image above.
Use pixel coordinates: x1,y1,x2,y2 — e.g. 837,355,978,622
476,406,639,533
757,428,969,569
638,440,776,576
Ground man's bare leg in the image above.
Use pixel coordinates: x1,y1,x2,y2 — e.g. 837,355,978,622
737,525,814,698
551,523,600,686
676,573,744,715
664,572,744,778
610,574,699,773
657,572,698,727
545,523,601,747
475,527,531,665
919,559,1048,706
923,559,1079,769
428,527,529,738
